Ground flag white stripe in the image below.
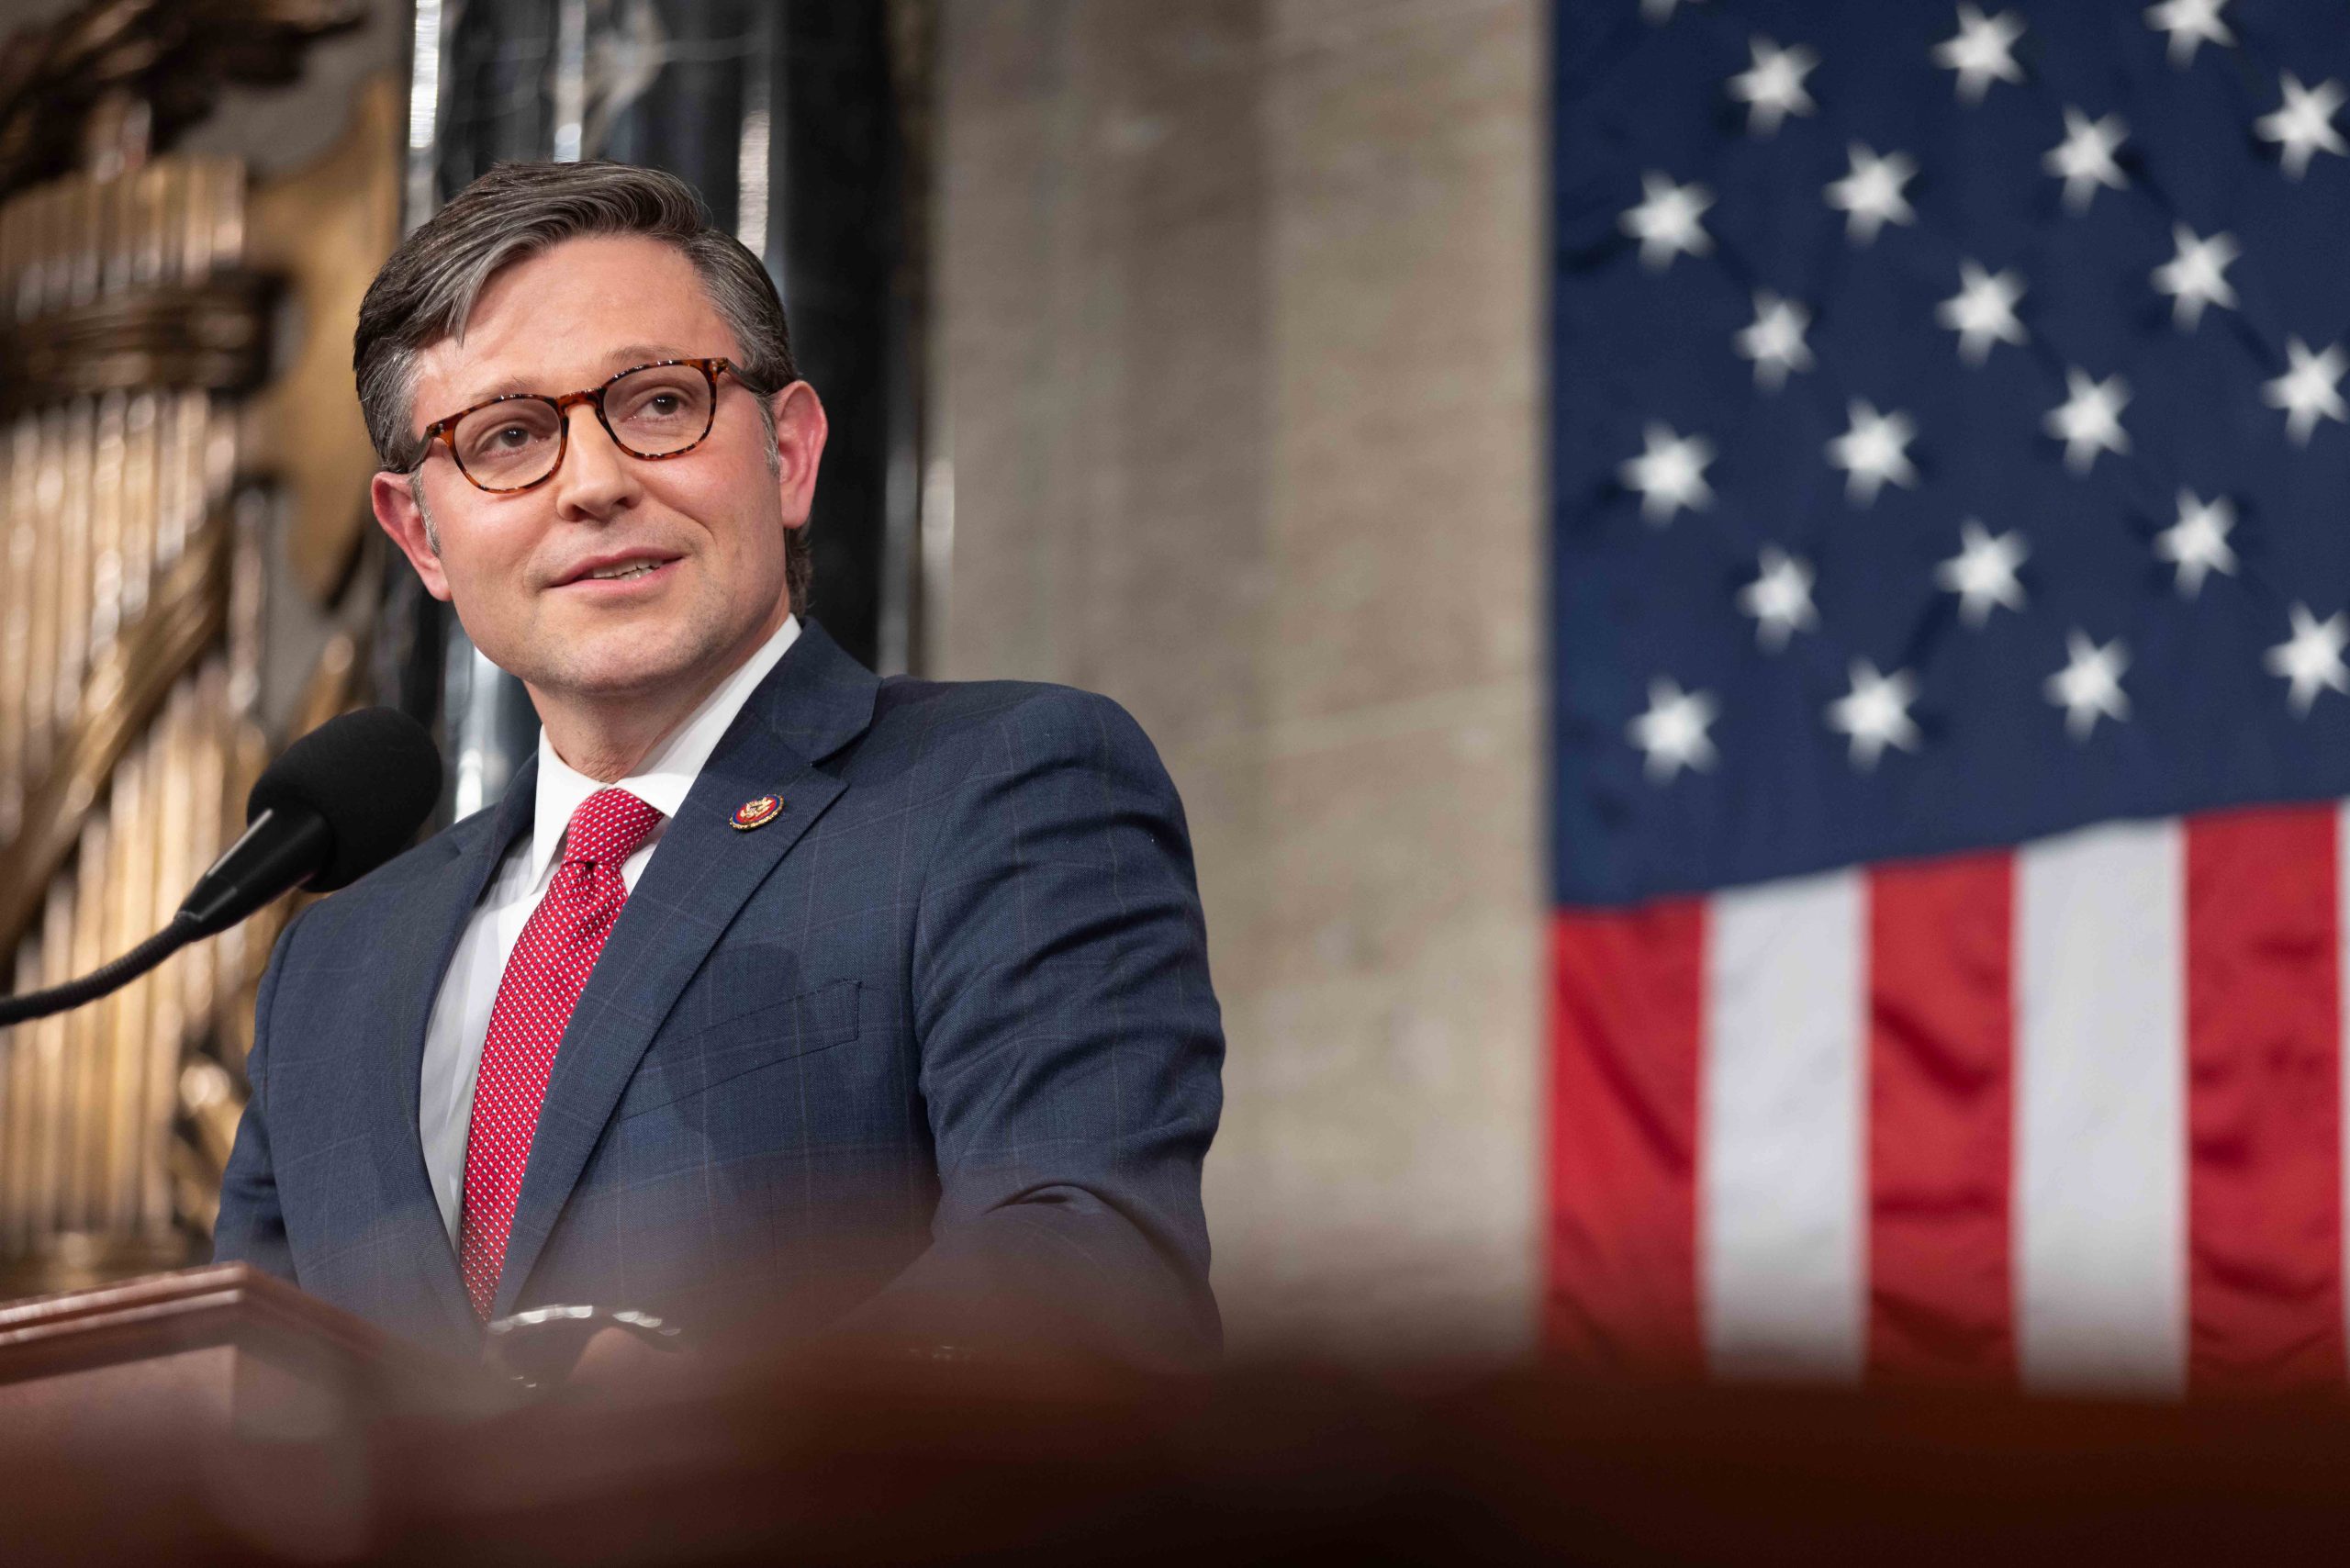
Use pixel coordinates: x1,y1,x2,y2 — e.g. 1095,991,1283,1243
2015,818,2186,1395
1703,869,1864,1382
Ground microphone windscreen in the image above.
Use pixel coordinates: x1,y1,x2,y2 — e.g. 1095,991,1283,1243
246,708,443,891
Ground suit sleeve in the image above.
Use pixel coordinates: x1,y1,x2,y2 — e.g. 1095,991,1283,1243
853,687,1225,1365
207,907,306,1282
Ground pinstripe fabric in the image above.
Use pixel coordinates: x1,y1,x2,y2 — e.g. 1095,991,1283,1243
211,621,1225,1366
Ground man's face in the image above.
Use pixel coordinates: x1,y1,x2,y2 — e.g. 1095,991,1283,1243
372,235,822,717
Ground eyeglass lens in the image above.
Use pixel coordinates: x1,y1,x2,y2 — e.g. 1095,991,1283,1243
452,364,717,489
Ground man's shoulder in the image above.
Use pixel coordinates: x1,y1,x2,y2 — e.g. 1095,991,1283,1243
870,672,1113,725
858,675,1160,768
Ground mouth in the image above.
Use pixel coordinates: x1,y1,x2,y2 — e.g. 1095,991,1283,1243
554,552,683,590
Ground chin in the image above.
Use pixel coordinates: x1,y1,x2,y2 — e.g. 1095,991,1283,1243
555,655,699,698
550,628,731,697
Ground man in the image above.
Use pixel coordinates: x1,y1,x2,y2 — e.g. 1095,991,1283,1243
211,162,1224,1371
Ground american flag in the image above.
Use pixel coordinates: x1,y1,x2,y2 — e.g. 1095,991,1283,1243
1547,0,2350,1393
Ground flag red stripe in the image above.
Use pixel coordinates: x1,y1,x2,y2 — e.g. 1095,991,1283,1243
1865,852,2016,1384
2185,806,2345,1391
1546,902,1703,1373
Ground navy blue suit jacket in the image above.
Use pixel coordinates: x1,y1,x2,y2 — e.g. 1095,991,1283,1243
211,621,1224,1365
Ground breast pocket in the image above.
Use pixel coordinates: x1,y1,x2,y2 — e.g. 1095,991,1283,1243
617,977,862,1121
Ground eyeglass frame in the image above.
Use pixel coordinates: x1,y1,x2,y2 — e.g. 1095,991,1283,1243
405,355,760,493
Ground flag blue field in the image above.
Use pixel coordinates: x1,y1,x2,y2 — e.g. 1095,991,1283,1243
1551,0,2350,907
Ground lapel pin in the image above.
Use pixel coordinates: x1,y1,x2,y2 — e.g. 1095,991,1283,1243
732,795,784,831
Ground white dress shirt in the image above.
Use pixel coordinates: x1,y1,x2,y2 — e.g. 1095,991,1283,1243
417,613,801,1239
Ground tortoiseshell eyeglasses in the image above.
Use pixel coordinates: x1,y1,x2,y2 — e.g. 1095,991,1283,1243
409,356,753,493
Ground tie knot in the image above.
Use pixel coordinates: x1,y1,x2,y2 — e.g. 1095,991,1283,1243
564,788,664,868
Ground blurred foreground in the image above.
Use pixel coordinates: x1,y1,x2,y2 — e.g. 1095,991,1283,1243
8,1266,2350,1565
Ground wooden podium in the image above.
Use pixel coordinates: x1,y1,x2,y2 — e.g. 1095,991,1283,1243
0,1261,498,1450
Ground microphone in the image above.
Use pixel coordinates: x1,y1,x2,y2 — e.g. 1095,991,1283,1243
181,707,444,934
0,708,442,1026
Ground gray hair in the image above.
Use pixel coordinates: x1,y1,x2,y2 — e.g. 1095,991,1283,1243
355,161,809,608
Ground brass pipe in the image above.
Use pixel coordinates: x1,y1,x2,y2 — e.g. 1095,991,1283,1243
142,679,195,1228
98,164,131,298
165,660,228,1228
52,396,93,752
29,880,72,1240
106,734,154,1232
0,190,18,315
206,158,244,281
117,162,164,622
0,413,28,839
119,391,155,623
62,816,107,1229
0,199,17,834
87,389,125,666
87,749,133,1230
63,172,98,310
2,941,35,1248
0,174,23,1224
155,388,205,573
131,163,168,289
17,187,62,791
23,406,62,785
176,160,209,285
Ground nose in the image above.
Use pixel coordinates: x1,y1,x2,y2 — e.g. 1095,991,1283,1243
549,400,640,522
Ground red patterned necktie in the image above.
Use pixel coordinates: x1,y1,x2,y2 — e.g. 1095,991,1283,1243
459,786,666,1319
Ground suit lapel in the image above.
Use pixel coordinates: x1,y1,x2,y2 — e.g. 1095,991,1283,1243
368,765,538,1342
491,621,880,1316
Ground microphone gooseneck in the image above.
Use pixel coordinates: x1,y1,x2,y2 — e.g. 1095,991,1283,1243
0,708,443,1027
0,922,204,1027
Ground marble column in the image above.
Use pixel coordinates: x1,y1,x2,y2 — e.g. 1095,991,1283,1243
935,0,1541,1358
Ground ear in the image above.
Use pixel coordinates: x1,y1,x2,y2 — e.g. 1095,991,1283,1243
768,381,829,532
371,467,453,601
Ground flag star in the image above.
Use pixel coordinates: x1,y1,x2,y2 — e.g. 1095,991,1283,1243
1934,520,2029,626
1728,36,1819,137
2044,630,2132,741
1621,171,1715,270
2151,225,2239,330
1826,399,1919,506
2263,337,2347,445
2043,368,2131,474
1628,678,1720,783
1827,660,1922,770
2154,488,2238,597
2266,603,2350,714
1734,290,1815,392
1825,142,1919,244
1935,260,2028,364
2255,73,2346,181
1641,0,1703,21
2145,0,2232,68
1618,422,1715,524
1736,546,1818,651
2044,107,2130,211
1934,6,2026,103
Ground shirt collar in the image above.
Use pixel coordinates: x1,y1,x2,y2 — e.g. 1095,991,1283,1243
527,612,801,885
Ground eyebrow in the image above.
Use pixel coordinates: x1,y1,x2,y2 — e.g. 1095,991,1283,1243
605,342,691,368
453,344,695,408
